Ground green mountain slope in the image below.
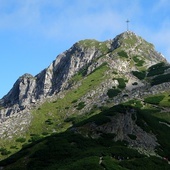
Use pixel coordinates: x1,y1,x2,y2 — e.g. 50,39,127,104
1,98,170,170
0,31,170,169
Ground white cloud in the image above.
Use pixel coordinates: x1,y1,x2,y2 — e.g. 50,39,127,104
1,0,169,61
37,0,142,41
0,0,141,38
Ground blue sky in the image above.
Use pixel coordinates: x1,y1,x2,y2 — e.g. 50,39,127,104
0,0,170,98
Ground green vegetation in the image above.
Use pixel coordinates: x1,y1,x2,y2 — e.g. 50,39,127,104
120,156,169,170
75,104,138,127
71,99,78,103
120,34,138,47
123,100,143,109
133,55,145,67
1,35,170,169
144,95,165,105
0,131,145,170
106,77,126,99
118,50,128,58
159,92,170,107
117,78,126,89
15,138,26,143
30,63,109,132
136,108,170,159
74,107,116,127
147,62,169,77
1,101,170,169
107,89,121,98
28,134,42,143
132,71,146,80
101,156,126,170
0,148,11,156
78,64,89,76
78,39,110,54
76,102,86,110
1,91,170,169
0,63,109,161
151,73,170,86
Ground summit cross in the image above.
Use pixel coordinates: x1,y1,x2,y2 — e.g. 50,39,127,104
126,19,130,31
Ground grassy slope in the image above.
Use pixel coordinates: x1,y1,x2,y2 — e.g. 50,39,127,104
1,37,170,168
1,99,170,170
0,63,109,160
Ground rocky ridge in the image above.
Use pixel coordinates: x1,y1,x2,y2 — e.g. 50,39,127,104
0,31,168,140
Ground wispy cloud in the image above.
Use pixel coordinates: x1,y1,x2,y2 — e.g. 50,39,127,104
0,0,141,39
1,0,170,98
0,0,149,59
0,0,169,58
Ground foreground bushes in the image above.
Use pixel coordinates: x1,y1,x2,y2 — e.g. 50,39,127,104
144,95,165,104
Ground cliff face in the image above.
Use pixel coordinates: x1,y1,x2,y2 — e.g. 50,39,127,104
0,31,167,119
0,31,167,132
74,106,158,151
0,41,104,118
0,31,170,167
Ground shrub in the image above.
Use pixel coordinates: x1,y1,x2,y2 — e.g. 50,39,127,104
63,156,103,170
0,148,11,155
1,150,11,156
147,62,169,77
107,89,121,98
77,102,86,110
99,106,109,111
120,156,170,170
71,99,78,103
124,100,143,108
132,71,146,80
16,137,26,143
42,132,49,136
144,95,165,104
118,51,128,58
117,78,126,89
133,55,145,66
29,134,42,143
10,146,17,149
78,64,89,76
151,73,170,86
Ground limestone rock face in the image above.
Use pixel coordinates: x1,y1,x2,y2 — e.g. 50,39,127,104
0,41,103,118
75,109,158,151
0,31,167,120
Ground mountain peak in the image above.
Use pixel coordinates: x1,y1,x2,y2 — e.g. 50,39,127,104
113,31,153,49
0,31,167,118
1,32,170,168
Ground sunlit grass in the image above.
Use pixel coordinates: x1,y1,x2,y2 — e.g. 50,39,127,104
29,64,109,135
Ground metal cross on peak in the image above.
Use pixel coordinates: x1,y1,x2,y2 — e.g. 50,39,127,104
126,19,130,31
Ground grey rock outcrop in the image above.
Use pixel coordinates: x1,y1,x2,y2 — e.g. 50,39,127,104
0,31,167,122
75,109,158,151
0,40,105,118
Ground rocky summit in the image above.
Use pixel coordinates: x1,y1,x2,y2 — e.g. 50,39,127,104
0,31,170,169
0,31,166,118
